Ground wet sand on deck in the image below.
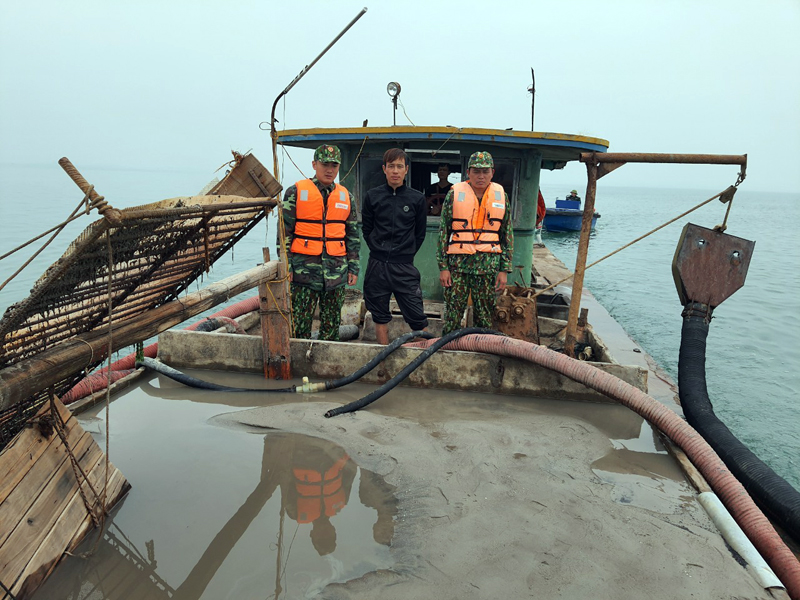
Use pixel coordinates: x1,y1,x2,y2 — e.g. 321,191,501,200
216,378,771,599
33,368,773,599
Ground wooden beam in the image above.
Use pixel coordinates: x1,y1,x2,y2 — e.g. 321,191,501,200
258,249,291,379
564,161,598,357
0,263,278,411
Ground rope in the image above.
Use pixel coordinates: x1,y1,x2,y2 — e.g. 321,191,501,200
340,135,369,184
431,127,462,158
266,278,293,333
532,187,729,299
49,390,103,529
281,146,309,181
0,577,18,600
92,229,115,552
0,188,93,292
398,98,416,126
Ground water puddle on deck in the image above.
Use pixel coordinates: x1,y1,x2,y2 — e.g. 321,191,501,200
32,378,397,600
591,420,696,511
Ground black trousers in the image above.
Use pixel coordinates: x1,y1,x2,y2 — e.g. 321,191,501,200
363,258,429,330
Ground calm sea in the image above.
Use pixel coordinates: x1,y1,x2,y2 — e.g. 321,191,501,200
1,163,797,489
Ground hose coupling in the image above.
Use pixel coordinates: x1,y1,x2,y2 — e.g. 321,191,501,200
296,376,325,393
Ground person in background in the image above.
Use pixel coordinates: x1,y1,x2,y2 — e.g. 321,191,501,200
282,144,359,340
437,151,514,334
535,189,546,246
425,163,452,216
361,148,429,344
567,189,581,202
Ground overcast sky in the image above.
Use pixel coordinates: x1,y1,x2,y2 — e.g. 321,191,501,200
1,0,798,195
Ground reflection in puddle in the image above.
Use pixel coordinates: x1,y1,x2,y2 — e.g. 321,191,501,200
592,447,695,511
33,395,397,600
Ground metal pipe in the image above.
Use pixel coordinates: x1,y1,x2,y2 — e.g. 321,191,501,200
269,7,368,187
528,68,535,131
580,152,747,166
697,493,784,592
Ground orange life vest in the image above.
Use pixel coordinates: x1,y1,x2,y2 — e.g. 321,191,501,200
290,179,350,256
446,181,506,254
293,454,350,524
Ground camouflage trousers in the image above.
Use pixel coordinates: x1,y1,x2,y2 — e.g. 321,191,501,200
442,272,496,334
291,284,345,341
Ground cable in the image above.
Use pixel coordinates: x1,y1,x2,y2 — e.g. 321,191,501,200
137,358,296,392
136,330,435,395
324,330,434,390
324,328,505,417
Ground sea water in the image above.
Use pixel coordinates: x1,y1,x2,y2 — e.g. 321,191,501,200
1,163,797,489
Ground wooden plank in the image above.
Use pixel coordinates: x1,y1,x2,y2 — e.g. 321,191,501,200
0,428,92,548
11,457,128,599
0,398,78,506
258,250,291,380
0,430,103,589
0,262,278,411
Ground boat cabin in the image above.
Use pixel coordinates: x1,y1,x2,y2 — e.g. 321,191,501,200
277,126,608,300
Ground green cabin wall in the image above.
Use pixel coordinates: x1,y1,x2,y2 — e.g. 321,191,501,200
338,141,543,302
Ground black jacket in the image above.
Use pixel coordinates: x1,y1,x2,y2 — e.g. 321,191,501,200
361,183,427,263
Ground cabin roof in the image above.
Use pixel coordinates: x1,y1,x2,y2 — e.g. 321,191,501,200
277,126,609,163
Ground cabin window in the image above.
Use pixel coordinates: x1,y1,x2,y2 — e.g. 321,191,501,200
413,161,461,217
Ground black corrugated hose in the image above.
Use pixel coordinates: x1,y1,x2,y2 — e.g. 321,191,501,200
325,327,505,418
135,330,436,394
137,357,296,392
679,302,800,541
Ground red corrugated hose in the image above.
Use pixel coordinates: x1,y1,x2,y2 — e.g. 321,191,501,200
404,334,800,598
61,295,259,404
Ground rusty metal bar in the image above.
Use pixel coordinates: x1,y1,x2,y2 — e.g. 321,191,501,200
564,151,748,357
580,152,747,166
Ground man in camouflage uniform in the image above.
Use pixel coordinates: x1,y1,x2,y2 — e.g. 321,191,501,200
282,145,359,340
437,151,514,334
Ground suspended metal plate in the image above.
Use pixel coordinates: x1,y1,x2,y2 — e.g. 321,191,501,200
672,223,755,308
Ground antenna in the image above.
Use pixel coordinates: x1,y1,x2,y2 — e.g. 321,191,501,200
527,68,536,131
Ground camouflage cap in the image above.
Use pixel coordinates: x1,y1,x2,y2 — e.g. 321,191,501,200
571,189,578,194
468,151,494,169
313,144,342,164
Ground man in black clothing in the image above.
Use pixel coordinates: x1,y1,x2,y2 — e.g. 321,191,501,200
361,148,429,344
425,163,452,216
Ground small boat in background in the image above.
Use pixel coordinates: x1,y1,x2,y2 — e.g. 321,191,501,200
544,193,600,232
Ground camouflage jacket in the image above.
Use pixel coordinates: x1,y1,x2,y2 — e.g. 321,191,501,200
282,178,360,291
436,186,514,275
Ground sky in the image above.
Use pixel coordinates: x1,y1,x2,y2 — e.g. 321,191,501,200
0,0,798,195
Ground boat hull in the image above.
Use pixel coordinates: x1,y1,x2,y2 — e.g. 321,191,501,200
544,208,600,232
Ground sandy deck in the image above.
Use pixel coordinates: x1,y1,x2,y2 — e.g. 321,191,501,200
220,386,772,599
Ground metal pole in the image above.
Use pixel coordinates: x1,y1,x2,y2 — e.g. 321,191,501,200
269,7,368,186
580,152,747,166
529,68,536,131
564,158,598,357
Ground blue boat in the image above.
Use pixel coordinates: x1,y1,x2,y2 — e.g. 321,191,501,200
543,197,600,232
